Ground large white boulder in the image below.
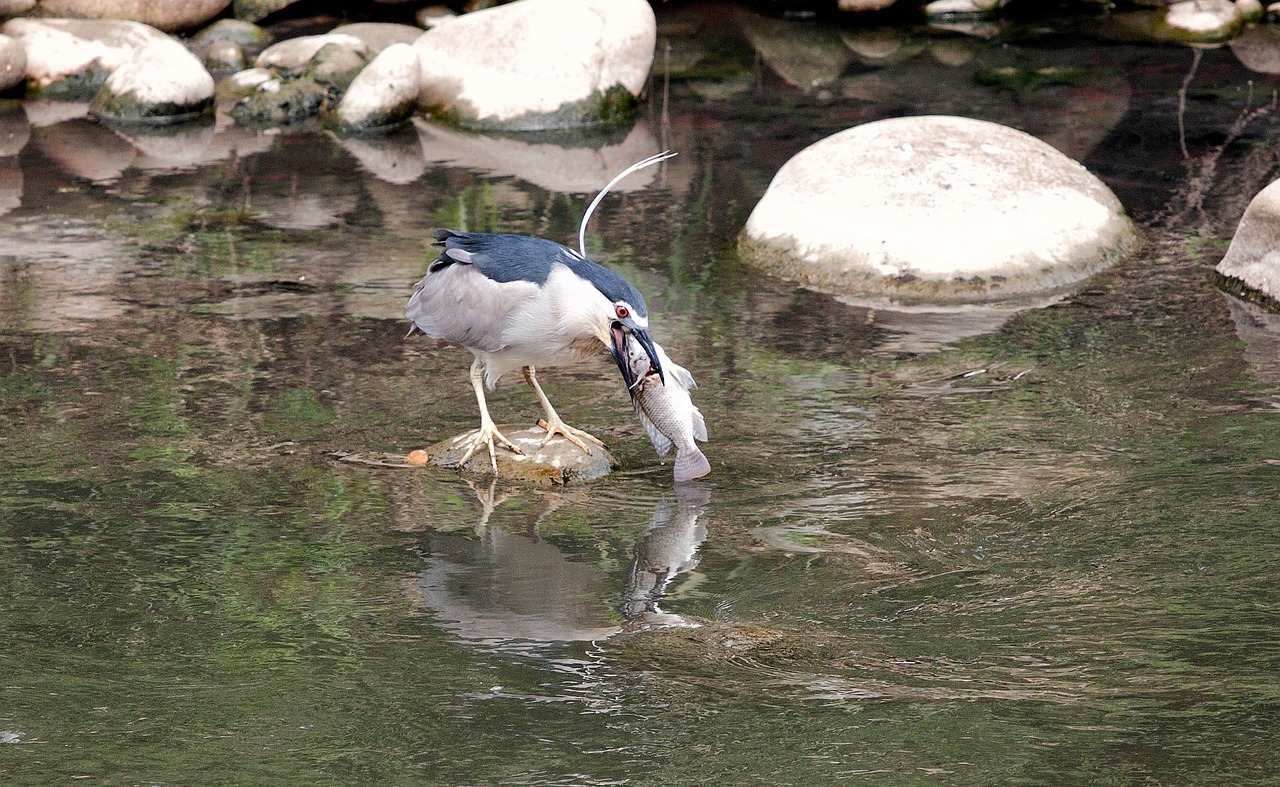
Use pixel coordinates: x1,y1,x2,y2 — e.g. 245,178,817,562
740,116,1138,305
0,18,169,97
1165,0,1241,43
32,0,231,32
414,0,655,130
89,36,214,123
1216,178,1280,304
335,42,419,133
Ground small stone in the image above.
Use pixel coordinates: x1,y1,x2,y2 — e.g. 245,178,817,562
1216,178,1280,305
1238,0,1265,22
924,0,1008,16
189,19,273,60
427,424,616,485
230,75,326,127
334,42,419,133
405,449,430,466
205,39,246,73
416,5,456,28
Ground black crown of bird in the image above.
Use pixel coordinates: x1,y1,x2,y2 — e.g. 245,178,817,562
405,151,686,473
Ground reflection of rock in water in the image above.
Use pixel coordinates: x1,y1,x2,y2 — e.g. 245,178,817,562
620,484,711,630
417,526,620,656
1223,293,1280,383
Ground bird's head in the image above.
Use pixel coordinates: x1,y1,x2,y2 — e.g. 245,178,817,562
563,250,663,390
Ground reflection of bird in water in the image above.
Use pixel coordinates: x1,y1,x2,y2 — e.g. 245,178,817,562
620,484,712,631
410,483,713,655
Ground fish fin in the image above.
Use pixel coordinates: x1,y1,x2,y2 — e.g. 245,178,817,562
674,448,711,482
691,404,708,442
635,402,673,459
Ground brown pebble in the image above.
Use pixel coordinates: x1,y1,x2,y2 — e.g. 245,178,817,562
405,449,430,466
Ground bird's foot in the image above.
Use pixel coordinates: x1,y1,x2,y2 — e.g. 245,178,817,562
536,417,605,454
458,423,523,473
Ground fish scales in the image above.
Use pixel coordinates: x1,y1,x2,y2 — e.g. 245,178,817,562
626,336,710,482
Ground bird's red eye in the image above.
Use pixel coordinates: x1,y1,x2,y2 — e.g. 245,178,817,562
615,305,629,319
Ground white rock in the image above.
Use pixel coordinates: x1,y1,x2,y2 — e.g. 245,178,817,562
225,67,273,93
255,33,368,70
414,0,655,130
34,0,232,32
1217,178,1280,302
1237,0,1264,21
740,116,1138,305
90,36,214,123
335,42,419,132
0,18,169,94
925,0,1008,15
0,33,25,91
1165,0,1241,40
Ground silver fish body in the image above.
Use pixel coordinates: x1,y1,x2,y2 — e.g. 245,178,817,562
626,337,710,482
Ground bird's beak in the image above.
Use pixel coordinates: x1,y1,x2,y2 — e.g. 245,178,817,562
610,322,664,393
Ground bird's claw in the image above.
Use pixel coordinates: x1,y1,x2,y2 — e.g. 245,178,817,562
536,417,605,454
458,424,523,473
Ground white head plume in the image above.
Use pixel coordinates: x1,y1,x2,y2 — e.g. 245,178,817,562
578,150,677,258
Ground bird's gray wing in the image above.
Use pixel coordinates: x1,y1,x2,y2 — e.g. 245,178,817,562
406,260,539,353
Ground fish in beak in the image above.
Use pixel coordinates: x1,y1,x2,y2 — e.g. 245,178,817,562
611,322,664,392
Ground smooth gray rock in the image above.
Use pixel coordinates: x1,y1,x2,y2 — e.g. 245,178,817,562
415,0,655,130
89,35,214,123
335,42,418,133
1165,0,1241,43
427,425,617,485
34,0,231,31
305,41,367,92
189,18,273,60
0,34,26,92
330,22,423,54
255,33,368,71
1216,178,1280,305
1,18,170,98
204,39,246,73
740,115,1138,305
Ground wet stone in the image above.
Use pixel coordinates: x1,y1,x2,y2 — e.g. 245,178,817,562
426,424,617,485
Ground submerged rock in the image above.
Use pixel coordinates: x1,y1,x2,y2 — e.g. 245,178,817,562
0,34,26,92
414,0,655,131
1216,178,1280,306
426,424,617,485
34,0,231,32
90,36,214,124
1,18,169,98
739,115,1138,305
335,42,419,133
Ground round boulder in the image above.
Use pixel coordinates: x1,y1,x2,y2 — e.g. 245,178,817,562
334,42,419,133
1216,178,1280,305
739,116,1138,305
0,34,26,92
33,0,231,32
1164,0,1241,44
90,36,214,124
414,0,655,131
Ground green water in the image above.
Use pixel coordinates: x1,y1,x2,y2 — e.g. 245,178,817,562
4,8,1280,785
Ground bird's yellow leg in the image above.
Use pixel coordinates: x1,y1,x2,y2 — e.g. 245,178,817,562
459,358,522,472
523,366,604,453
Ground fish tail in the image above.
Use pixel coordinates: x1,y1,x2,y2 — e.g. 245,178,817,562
674,447,711,482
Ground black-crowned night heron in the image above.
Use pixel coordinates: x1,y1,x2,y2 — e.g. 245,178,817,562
406,153,673,471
